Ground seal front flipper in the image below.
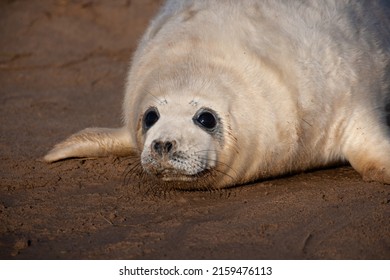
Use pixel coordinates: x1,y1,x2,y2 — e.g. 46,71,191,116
342,114,390,185
44,127,133,162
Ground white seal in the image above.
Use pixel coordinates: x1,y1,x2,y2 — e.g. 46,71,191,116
45,0,390,189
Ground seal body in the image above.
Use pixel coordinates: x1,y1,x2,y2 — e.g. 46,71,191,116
45,0,390,189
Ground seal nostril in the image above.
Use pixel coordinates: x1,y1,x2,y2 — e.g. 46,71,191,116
152,140,163,156
152,140,175,156
165,142,173,153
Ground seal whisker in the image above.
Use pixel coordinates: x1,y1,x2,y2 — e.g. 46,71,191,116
144,88,167,106
192,150,238,175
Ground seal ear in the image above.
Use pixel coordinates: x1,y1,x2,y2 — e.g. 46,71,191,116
43,127,134,162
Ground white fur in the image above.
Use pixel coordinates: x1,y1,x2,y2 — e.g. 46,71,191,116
45,0,390,188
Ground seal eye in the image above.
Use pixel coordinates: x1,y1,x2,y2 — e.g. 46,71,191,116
196,111,217,130
143,108,159,130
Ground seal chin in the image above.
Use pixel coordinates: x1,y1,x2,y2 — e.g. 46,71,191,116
160,175,196,182
153,169,210,182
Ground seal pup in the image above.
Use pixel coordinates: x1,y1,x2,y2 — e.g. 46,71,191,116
45,0,390,189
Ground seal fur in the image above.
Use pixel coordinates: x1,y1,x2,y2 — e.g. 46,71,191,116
45,0,390,189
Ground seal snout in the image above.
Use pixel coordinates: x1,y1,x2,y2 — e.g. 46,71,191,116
151,139,177,158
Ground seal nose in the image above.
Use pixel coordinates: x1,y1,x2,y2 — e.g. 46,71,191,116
152,140,176,157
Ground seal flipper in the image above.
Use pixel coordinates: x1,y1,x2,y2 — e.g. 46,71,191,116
343,115,390,184
44,127,134,162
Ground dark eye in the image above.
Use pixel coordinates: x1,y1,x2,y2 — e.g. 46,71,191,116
143,108,159,130
196,111,217,130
